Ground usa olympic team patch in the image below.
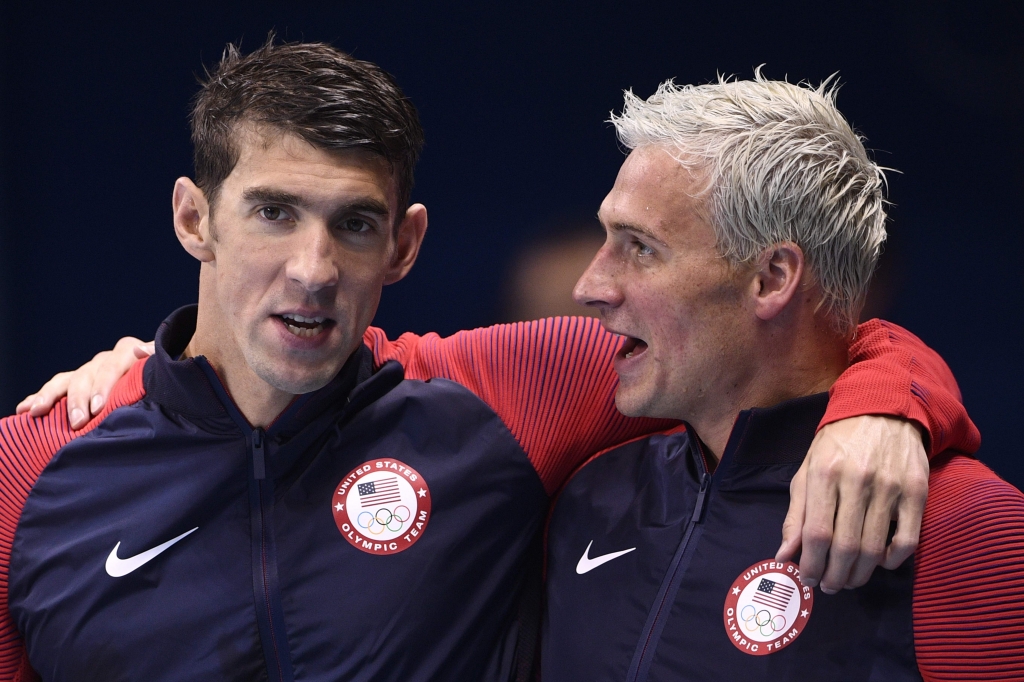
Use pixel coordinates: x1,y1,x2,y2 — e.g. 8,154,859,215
332,459,432,556
723,559,813,655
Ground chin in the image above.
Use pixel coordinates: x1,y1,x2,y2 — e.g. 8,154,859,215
250,355,340,396
614,388,649,419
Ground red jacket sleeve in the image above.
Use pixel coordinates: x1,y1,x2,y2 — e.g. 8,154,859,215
913,455,1024,681
0,358,146,682
821,319,980,457
365,316,976,492
365,317,671,493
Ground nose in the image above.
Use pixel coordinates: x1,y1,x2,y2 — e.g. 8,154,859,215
286,225,339,292
573,242,623,310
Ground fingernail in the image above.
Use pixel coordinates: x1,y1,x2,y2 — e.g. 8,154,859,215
90,394,104,413
71,408,85,426
801,578,818,588
821,586,837,595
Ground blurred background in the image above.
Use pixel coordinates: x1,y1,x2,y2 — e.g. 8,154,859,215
0,1,1020,487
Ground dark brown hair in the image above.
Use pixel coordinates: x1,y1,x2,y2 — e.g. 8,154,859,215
191,36,424,216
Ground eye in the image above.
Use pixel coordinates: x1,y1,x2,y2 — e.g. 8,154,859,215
340,218,372,233
633,239,655,257
258,206,289,221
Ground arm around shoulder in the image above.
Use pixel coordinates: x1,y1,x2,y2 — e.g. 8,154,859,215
824,319,980,458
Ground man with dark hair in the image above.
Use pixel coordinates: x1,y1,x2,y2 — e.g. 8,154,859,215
191,39,423,219
3,41,977,680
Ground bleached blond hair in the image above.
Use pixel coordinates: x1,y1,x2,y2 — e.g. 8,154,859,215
611,70,887,332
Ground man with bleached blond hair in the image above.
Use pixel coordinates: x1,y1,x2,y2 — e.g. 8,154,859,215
542,74,1024,680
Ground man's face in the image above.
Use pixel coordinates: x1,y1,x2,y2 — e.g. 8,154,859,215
197,131,411,396
574,146,756,421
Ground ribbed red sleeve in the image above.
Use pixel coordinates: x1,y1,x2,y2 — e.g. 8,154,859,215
364,317,977,493
822,319,981,457
364,317,670,493
0,358,146,682
913,455,1024,681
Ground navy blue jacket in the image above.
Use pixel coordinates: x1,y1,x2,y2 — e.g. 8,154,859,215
543,393,921,681
8,306,548,681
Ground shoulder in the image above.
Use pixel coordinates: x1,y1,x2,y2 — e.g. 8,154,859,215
914,454,1024,680
922,454,1024,534
0,355,148,523
917,454,1024,575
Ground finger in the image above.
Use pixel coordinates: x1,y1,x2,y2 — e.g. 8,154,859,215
81,337,150,417
65,364,99,429
882,484,925,571
797,458,840,588
843,489,895,588
818,477,870,594
133,341,155,359
16,394,39,414
777,461,808,562
23,372,73,417
87,355,137,415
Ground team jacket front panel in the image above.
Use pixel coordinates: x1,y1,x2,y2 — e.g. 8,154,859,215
9,307,548,681
12,404,263,681
544,394,921,682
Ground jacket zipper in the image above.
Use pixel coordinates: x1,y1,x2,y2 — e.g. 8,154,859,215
252,427,286,682
627,467,711,682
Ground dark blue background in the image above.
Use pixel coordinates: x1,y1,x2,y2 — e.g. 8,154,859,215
1,1,1020,487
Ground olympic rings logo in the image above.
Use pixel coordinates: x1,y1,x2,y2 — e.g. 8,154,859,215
356,506,411,534
741,605,786,637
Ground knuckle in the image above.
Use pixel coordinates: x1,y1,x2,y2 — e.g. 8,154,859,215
113,336,140,351
907,472,929,496
875,475,901,499
90,349,113,363
831,540,860,560
803,527,832,548
889,536,918,557
859,542,885,565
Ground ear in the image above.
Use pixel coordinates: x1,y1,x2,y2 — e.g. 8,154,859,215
750,242,805,322
172,177,215,263
383,203,428,285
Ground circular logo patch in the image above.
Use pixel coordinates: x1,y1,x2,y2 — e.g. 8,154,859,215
332,459,432,556
723,560,813,656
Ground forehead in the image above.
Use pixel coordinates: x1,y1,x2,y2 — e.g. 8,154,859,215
226,127,398,207
599,146,712,243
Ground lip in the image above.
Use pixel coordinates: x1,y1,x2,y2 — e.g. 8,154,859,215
609,330,649,375
270,313,338,351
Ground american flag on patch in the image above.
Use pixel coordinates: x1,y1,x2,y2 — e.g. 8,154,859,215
357,477,402,507
751,578,795,611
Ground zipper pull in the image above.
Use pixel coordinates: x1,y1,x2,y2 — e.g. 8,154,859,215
252,428,266,480
691,473,710,524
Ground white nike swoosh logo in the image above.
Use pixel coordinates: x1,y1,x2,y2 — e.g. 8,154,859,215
105,527,199,578
576,540,637,574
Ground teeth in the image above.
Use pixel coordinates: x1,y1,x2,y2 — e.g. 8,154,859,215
281,313,325,324
285,325,322,338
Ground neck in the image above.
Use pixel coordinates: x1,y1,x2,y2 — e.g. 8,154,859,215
185,275,295,429
689,316,849,466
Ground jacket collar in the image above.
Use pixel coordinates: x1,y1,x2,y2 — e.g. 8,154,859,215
707,392,830,477
142,305,402,437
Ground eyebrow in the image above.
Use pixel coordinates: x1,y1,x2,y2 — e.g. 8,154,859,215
241,186,391,218
242,186,307,207
599,213,669,248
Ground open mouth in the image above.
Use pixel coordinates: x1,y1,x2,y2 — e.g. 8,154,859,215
275,313,334,338
619,336,649,360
